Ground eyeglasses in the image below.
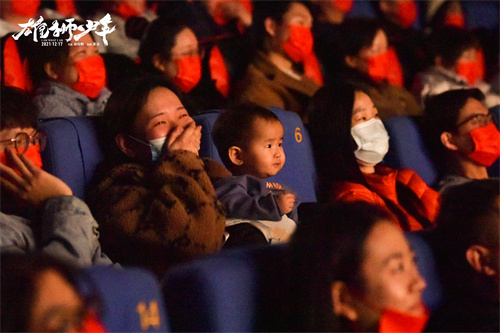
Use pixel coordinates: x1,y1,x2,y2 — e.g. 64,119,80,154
456,112,495,129
0,131,47,154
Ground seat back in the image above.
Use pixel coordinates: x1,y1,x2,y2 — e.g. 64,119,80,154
405,231,443,311
194,107,318,203
383,116,438,186
162,245,287,332
38,116,105,200
81,266,170,332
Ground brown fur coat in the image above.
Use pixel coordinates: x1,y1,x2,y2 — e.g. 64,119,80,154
87,150,228,277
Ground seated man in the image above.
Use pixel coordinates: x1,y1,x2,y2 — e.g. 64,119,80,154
424,88,500,194
0,86,111,266
425,179,499,332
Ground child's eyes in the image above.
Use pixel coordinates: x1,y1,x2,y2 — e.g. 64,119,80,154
265,144,272,148
278,142,282,147
179,114,188,119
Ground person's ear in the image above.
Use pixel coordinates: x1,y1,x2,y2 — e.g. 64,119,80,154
264,17,277,37
440,132,460,151
331,281,359,321
115,134,138,158
344,55,358,69
466,245,497,276
152,54,167,74
228,146,244,166
44,62,59,80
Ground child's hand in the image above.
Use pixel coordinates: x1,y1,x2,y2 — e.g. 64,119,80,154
0,148,73,207
276,192,296,215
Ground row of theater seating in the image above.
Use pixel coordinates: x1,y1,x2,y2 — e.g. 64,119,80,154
39,107,498,332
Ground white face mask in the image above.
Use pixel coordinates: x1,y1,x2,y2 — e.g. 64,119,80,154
148,136,167,162
351,118,390,165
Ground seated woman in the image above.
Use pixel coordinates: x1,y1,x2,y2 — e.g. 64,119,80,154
286,202,429,332
1,252,106,332
138,18,228,116
86,76,227,277
27,19,111,119
413,27,500,108
307,84,440,231
232,0,321,121
328,18,422,119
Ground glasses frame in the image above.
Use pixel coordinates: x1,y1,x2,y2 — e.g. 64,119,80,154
0,131,46,154
455,112,495,129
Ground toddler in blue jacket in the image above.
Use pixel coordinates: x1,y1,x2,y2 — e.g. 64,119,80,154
213,103,299,245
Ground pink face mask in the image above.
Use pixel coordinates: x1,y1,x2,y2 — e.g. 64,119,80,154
282,25,314,63
467,123,500,167
72,55,107,99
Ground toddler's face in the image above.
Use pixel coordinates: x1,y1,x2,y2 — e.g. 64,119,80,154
239,118,285,179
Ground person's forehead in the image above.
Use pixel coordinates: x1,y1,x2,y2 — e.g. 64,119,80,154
457,97,487,120
284,2,312,21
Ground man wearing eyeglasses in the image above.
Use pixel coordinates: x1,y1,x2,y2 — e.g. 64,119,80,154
0,86,112,266
424,88,500,194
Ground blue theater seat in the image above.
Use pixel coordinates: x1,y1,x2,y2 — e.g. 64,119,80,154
38,116,105,200
162,245,288,332
80,266,170,332
163,233,442,332
383,116,438,187
194,107,318,203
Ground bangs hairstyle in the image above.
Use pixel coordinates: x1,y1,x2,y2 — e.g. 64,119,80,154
427,27,479,68
212,103,280,169
339,18,383,58
1,86,39,129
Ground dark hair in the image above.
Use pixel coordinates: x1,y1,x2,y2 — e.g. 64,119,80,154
212,102,280,169
1,85,39,129
288,202,394,331
138,18,190,74
308,83,432,230
25,19,93,88
330,18,384,85
423,88,485,174
436,178,500,264
339,18,383,58
1,253,82,332
433,179,500,298
250,1,309,51
102,75,180,159
427,27,479,69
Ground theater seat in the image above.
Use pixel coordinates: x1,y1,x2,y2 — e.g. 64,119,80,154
162,245,288,332
80,266,170,332
405,231,443,311
38,116,105,200
163,234,442,332
383,116,438,187
194,107,317,203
